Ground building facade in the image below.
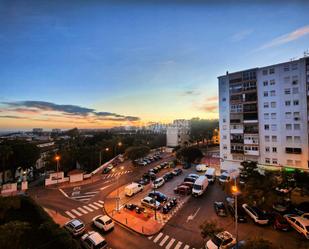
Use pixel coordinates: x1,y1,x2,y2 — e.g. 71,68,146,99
166,119,190,147
219,56,309,172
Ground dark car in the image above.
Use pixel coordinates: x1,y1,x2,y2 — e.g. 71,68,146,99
182,181,194,189
227,203,247,223
148,191,168,203
124,203,137,211
102,165,113,174
172,168,182,176
136,178,150,186
271,212,290,231
214,202,228,217
183,177,196,183
272,200,292,213
174,185,191,195
163,172,174,182
144,172,156,181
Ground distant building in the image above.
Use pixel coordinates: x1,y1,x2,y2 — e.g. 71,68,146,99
32,128,43,134
166,119,190,147
51,128,61,133
146,123,167,134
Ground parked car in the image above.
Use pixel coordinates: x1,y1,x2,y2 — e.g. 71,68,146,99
272,200,292,213
172,168,182,176
135,177,150,186
135,205,145,214
92,215,114,232
205,167,216,183
214,202,228,217
148,191,168,203
218,172,231,183
141,196,160,210
124,182,143,197
182,181,194,189
163,172,174,182
284,214,309,239
81,231,108,249
183,177,196,183
64,218,85,236
196,164,208,172
230,241,246,249
227,202,247,223
188,173,199,180
271,213,290,231
102,165,113,174
174,185,191,195
124,203,137,211
242,204,269,225
301,213,309,219
144,172,156,181
205,231,236,249
152,177,165,189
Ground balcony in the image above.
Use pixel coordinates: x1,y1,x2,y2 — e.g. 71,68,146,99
230,119,242,124
244,150,259,156
244,138,259,145
231,149,244,154
230,139,244,144
285,147,302,154
230,128,243,134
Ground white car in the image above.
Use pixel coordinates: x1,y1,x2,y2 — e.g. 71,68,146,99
141,196,160,210
92,215,114,232
284,214,309,239
242,204,269,225
81,231,108,249
196,164,208,172
152,177,165,189
205,231,236,249
64,218,85,236
188,173,199,180
218,172,231,183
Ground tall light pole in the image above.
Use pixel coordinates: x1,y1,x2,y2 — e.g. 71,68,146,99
113,166,124,212
55,155,60,186
231,180,240,248
99,147,109,166
151,176,157,220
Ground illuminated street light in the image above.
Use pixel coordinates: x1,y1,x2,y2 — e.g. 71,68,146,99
231,181,240,249
55,155,60,186
105,147,109,151
118,142,122,147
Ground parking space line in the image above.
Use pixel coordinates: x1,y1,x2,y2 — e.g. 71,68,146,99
65,211,76,219
84,191,99,195
93,202,103,208
159,235,169,246
88,204,99,210
153,232,163,243
183,245,190,249
148,236,153,240
72,194,95,199
77,207,88,214
83,205,93,212
174,241,182,249
71,209,82,216
165,238,175,249
77,198,91,202
98,200,104,204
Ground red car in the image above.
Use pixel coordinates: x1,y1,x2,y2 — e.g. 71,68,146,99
174,185,191,195
272,213,290,231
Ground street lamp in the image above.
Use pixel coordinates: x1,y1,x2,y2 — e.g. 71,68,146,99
113,166,124,212
55,155,60,186
99,147,110,166
231,181,240,249
151,177,157,220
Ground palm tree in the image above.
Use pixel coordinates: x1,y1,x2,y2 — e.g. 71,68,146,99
0,145,13,184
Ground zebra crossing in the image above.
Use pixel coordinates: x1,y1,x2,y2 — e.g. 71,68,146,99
148,232,195,249
70,186,100,203
65,200,104,219
101,170,132,180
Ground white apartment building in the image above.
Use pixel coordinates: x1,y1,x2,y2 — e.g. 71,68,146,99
219,56,309,172
166,119,190,147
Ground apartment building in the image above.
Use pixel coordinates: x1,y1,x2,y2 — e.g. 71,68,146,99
218,56,309,172
166,119,190,147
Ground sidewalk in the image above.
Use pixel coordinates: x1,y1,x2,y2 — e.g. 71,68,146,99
44,207,70,226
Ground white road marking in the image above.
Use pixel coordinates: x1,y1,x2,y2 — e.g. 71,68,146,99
84,191,99,195
153,232,163,243
77,198,91,202
77,207,88,214
183,245,190,249
159,235,169,246
106,175,112,178
93,202,103,208
83,205,93,212
174,241,182,249
148,236,153,240
59,188,69,198
71,209,82,216
165,238,175,249
71,194,95,199
186,207,200,223
88,204,99,210
100,183,113,190
65,211,76,219
98,200,104,204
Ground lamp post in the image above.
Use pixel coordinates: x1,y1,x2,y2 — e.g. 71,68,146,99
151,177,157,220
231,180,240,249
99,147,109,166
55,155,60,186
113,166,124,212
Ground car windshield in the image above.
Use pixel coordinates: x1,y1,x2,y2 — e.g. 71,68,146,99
105,219,113,225
212,236,222,246
193,184,202,190
94,240,107,249
220,175,228,180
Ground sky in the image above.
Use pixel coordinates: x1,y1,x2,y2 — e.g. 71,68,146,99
0,0,309,131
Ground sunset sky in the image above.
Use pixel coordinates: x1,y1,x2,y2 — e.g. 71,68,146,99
1,0,309,131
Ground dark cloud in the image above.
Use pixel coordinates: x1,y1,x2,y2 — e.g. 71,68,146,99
0,115,25,119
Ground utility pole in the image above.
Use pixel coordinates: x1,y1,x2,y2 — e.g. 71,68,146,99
232,178,240,249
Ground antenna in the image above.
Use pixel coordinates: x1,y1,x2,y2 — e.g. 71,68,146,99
304,49,309,57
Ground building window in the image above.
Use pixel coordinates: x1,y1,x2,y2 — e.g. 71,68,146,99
286,136,292,142
284,76,290,84
284,65,290,71
223,135,227,139
272,159,278,164
269,68,275,74
264,91,268,97
287,159,293,165
270,90,276,96
286,124,292,130
292,80,298,85
271,102,276,108
271,113,276,119
264,124,269,130
292,63,298,70
223,145,227,150
222,98,226,102
294,136,301,142
294,124,300,130
272,147,277,153
223,118,226,123
271,124,277,131
264,102,269,108
263,81,268,87
265,158,270,164
263,69,268,75
272,136,277,142
285,101,291,106
264,113,269,119
265,135,270,142
293,100,299,106
284,88,291,94
270,79,275,85
295,160,301,166
265,147,270,152
285,112,292,118
292,87,299,94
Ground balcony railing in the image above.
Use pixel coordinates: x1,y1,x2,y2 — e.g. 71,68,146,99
231,149,244,154
231,139,244,144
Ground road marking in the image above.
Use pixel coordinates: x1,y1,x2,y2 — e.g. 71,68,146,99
71,194,96,199
98,200,104,204
183,245,190,249
159,235,169,246
93,202,103,208
65,211,76,219
106,175,112,178
153,232,163,243
174,241,182,249
77,198,91,202
83,205,93,212
186,207,200,223
100,183,113,190
165,238,175,249
77,207,88,214
148,236,153,240
88,204,99,210
71,209,82,216
59,188,69,198
84,191,99,195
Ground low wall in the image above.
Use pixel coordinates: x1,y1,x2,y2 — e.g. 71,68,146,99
1,183,17,194
91,155,119,175
45,177,69,186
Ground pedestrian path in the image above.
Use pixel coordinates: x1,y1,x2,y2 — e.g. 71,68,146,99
101,170,132,180
155,199,186,224
64,200,104,219
148,232,195,249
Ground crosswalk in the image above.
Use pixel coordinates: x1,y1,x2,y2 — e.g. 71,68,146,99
101,170,132,180
65,200,104,219
148,232,195,249
70,190,100,203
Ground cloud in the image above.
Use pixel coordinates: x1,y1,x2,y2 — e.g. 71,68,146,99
257,25,309,50
205,96,218,102
193,95,218,113
231,29,253,42
200,103,218,113
0,115,25,119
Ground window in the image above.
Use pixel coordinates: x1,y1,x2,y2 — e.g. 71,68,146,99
264,91,268,97
223,135,227,139
263,81,268,86
265,147,270,152
292,63,298,70
264,102,269,108
223,145,227,150
223,118,226,123
265,158,270,164
271,124,277,131
284,88,291,94
270,90,276,96
271,102,276,108
222,98,226,102
272,136,277,142
294,136,301,142
269,68,275,74
293,100,299,106
272,147,277,153
262,69,268,75
285,101,291,106
294,124,300,130
265,135,270,142
286,136,292,142
292,87,299,94
271,113,276,119
272,159,278,164
270,79,275,85
284,65,290,71
286,124,292,130
284,76,290,84
295,160,301,166
264,124,269,130
293,112,300,117
264,113,269,119
287,159,293,165
285,112,292,118
292,80,298,85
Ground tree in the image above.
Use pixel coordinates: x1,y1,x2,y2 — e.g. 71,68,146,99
176,146,203,165
190,118,219,143
242,237,278,249
0,221,31,249
125,146,150,161
199,220,223,239
0,145,13,183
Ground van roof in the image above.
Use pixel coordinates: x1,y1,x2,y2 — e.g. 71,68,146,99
205,168,215,174
194,175,207,184
127,182,139,187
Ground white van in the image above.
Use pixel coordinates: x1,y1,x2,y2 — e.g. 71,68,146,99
205,168,216,183
192,176,208,197
124,182,144,197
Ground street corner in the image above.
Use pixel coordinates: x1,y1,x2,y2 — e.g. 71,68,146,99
44,207,70,226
